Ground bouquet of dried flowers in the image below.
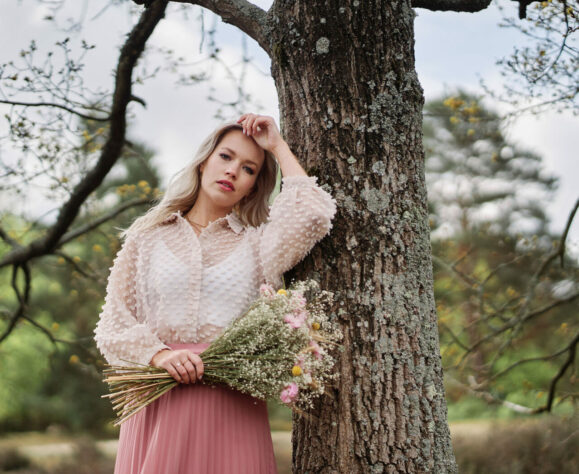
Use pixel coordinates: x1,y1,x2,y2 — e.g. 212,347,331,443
102,280,342,425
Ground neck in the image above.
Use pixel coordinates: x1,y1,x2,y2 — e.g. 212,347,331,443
186,197,232,227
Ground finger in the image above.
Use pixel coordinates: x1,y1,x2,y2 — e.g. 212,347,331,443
187,353,204,380
183,359,197,384
165,364,182,383
174,361,190,384
254,115,271,134
245,115,257,136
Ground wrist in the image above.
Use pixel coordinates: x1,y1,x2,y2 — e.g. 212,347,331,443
150,348,171,366
270,140,291,158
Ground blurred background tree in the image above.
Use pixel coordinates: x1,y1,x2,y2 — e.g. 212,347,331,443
424,90,578,419
0,118,161,433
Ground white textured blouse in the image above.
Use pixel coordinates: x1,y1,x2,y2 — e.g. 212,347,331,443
94,176,337,366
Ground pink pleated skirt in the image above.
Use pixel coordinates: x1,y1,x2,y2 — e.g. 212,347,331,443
114,343,278,474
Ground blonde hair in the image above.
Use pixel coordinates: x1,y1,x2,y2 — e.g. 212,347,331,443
121,122,278,238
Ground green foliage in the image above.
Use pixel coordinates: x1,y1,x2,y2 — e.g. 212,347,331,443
0,126,163,433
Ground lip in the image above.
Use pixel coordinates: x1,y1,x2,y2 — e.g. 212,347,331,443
217,180,235,191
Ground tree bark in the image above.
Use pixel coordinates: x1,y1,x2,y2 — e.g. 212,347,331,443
268,0,457,471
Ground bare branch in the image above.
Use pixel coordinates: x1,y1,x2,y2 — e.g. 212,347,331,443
171,0,269,52
0,264,31,343
446,375,534,414
21,314,77,346
0,227,20,248
558,197,579,268
0,99,110,122
58,197,151,246
488,332,579,382
533,332,579,414
412,0,492,12
0,1,169,269
454,290,579,367
53,251,101,282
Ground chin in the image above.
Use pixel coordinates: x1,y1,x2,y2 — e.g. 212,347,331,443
210,195,241,210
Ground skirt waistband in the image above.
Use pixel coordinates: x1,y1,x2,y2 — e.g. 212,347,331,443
167,342,211,354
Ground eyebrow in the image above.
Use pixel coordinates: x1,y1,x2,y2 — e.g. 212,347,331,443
221,147,259,167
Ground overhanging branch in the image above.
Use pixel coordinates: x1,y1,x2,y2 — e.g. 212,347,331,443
170,0,269,53
412,0,492,12
0,99,110,122
57,197,151,247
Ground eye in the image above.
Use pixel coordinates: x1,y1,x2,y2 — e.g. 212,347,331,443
219,153,231,160
243,166,255,175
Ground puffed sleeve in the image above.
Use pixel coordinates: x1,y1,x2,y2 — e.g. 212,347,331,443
259,175,337,286
94,234,169,366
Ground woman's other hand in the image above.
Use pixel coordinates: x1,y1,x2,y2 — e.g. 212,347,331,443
237,114,285,154
150,349,204,384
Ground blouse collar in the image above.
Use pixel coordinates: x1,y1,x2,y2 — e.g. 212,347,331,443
162,209,245,234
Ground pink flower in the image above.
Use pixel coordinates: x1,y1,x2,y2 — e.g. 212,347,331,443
290,292,307,309
284,310,307,328
280,382,299,404
259,283,275,298
309,340,323,360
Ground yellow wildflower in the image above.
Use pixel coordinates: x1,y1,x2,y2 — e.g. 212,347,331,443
292,365,302,376
57,257,66,265
138,180,149,188
51,322,60,331
72,256,81,263
467,129,475,137
92,244,103,253
449,116,459,125
69,354,80,364
277,289,287,296
443,97,464,110
311,322,320,331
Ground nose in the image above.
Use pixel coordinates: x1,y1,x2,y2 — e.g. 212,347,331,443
225,165,238,179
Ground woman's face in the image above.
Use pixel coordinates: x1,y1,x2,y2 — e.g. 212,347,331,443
198,129,265,213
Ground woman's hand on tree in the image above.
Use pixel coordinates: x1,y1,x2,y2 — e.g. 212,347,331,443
237,113,286,154
150,349,204,384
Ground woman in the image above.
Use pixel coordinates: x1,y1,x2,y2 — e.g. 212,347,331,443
94,113,336,474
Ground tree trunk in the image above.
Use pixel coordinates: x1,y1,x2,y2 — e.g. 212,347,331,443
268,0,457,471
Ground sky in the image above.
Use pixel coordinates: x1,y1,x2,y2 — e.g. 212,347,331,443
0,0,577,254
